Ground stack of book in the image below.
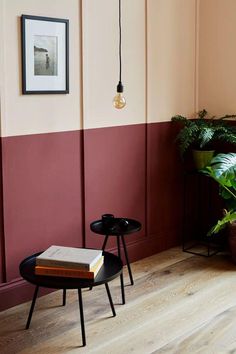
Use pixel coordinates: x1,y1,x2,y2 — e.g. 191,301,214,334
35,245,103,279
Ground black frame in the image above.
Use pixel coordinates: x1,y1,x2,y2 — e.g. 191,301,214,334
21,14,69,94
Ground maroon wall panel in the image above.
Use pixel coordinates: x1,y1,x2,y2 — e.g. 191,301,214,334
147,122,184,249
0,122,185,310
2,131,83,282
83,124,146,257
0,140,4,284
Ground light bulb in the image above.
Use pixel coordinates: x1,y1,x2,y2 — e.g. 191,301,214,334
113,92,126,109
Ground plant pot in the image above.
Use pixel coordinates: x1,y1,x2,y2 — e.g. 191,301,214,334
192,150,215,170
228,222,236,263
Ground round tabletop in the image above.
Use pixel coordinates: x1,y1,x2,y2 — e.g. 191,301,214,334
19,251,123,289
90,218,141,236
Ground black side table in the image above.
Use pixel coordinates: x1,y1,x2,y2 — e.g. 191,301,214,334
90,218,141,303
20,251,123,347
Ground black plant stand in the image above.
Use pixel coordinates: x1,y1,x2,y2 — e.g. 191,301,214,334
182,170,223,257
20,251,123,347
90,218,141,302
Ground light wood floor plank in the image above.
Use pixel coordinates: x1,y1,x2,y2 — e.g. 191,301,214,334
154,305,236,353
1,247,236,354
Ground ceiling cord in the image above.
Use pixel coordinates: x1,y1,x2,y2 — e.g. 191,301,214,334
119,0,122,83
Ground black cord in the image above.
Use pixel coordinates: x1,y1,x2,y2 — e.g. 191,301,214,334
116,0,123,93
119,0,122,83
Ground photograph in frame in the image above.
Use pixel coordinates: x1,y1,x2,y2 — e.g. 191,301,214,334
21,15,69,94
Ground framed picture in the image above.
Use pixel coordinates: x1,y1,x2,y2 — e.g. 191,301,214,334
21,15,69,94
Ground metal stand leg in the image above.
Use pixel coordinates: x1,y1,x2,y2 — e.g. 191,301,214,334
26,285,39,329
63,289,66,306
102,234,109,251
182,172,187,251
117,236,125,304
120,271,125,305
105,283,116,316
121,234,134,285
78,288,86,347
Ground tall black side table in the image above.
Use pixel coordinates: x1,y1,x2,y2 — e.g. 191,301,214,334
19,251,123,347
90,218,141,303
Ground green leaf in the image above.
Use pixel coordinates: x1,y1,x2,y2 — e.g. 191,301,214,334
202,154,236,202
198,109,208,119
171,115,192,128
198,127,214,148
208,211,236,235
171,109,236,156
209,153,236,180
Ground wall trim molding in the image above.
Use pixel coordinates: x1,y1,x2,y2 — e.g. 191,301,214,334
194,0,200,113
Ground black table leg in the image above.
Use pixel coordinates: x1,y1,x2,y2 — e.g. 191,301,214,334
117,235,121,258
63,289,66,306
102,234,109,251
105,283,116,317
117,236,125,304
120,271,125,305
78,288,86,347
26,285,39,329
121,234,134,285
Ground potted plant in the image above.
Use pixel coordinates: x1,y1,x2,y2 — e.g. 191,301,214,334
203,153,236,262
171,109,236,169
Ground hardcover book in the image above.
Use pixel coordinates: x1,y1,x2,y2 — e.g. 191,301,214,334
36,245,103,271
35,256,104,279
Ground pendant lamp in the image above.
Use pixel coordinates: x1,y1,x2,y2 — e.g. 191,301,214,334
113,0,126,109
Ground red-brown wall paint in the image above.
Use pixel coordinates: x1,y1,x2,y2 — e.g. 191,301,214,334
0,131,84,310
83,124,146,256
0,139,5,285
0,122,184,310
83,122,183,262
147,122,184,249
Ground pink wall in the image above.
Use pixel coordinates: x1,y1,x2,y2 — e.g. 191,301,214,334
198,0,236,115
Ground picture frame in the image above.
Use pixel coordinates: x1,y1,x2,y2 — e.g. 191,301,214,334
21,15,69,94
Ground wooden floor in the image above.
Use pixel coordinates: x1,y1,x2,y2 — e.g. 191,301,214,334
1,247,236,354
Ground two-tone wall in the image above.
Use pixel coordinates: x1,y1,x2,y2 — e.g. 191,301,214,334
0,0,84,309
0,0,197,310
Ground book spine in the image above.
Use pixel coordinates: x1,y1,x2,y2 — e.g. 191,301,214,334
36,259,90,271
35,267,94,279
